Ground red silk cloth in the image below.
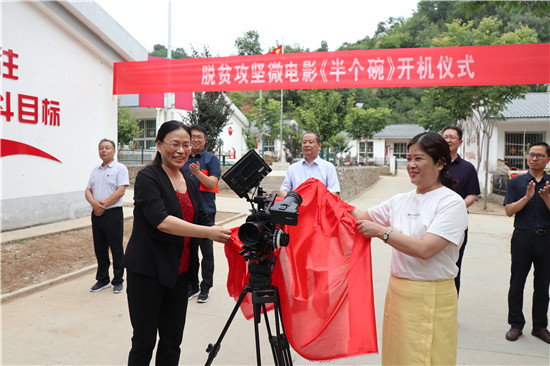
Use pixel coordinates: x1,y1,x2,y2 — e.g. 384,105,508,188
224,178,378,361
114,43,550,94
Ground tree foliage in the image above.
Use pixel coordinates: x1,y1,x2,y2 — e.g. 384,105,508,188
185,92,232,152
293,89,350,143
117,101,142,148
235,30,263,55
185,44,233,152
245,97,282,141
345,106,392,140
282,122,303,161
421,16,537,208
149,44,189,59
328,133,351,154
227,1,548,166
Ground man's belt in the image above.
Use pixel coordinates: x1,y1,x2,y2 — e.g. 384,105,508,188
104,206,123,213
517,228,549,236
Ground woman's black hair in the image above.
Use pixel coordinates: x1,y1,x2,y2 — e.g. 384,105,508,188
407,132,458,191
150,120,191,166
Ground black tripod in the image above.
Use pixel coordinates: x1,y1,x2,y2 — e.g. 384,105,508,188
205,259,293,366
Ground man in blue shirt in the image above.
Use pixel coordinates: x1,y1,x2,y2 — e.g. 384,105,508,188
279,132,340,197
183,125,221,303
441,125,481,295
504,142,550,344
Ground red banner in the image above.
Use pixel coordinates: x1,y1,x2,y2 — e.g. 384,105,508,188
113,44,549,94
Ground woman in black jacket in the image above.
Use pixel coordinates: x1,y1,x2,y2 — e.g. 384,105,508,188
123,121,231,365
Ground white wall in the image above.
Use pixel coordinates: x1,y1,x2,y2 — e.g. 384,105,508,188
462,116,550,195
1,2,133,230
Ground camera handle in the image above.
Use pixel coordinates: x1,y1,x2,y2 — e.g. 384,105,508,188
205,285,293,366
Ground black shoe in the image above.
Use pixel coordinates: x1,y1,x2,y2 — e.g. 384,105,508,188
90,281,111,292
505,328,522,341
113,284,124,293
188,286,200,300
197,288,210,303
531,328,550,344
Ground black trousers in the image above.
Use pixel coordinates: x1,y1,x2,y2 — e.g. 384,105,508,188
127,271,190,366
91,207,124,285
508,229,550,330
455,228,468,295
189,213,215,290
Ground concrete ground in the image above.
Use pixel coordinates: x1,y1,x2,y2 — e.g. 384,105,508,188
2,169,549,365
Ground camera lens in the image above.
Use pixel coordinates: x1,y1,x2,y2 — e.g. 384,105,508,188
238,222,264,246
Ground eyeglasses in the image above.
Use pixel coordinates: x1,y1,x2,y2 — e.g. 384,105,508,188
527,153,548,159
442,135,460,141
163,142,191,150
191,135,205,141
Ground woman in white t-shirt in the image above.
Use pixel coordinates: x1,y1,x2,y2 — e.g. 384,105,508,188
350,132,468,366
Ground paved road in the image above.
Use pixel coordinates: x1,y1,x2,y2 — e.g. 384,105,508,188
2,170,549,365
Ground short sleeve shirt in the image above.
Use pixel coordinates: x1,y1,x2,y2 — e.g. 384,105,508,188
368,186,468,281
280,156,340,193
504,171,550,229
183,149,221,214
87,160,129,209
448,155,481,199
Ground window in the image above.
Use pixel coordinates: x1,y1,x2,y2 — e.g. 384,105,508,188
359,141,373,158
366,141,373,158
133,120,157,149
504,131,545,170
394,142,407,159
264,139,275,152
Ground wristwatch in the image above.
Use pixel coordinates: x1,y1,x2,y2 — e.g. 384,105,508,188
383,228,393,243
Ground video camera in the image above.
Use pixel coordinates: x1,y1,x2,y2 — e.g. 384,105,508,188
222,149,302,289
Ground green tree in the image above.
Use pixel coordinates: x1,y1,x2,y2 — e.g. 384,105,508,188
117,101,142,149
283,122,303,161
244,128,257,150
316,40,329,52
424,16,538,209
185,46,233,152
328,133,351,165
461,1,550,21
235,30,263,55
293,89,350,143
245,97,282,141
345,106,391,140
284,43,309,53
149,44,189,59
185,92,232,152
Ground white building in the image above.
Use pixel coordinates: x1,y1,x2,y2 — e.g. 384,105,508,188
346,124,427,166
118,93,249,165
462,92,550,194
1,1,147,231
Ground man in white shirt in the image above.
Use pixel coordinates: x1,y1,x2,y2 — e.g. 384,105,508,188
279,132,340,197
85,138,129,294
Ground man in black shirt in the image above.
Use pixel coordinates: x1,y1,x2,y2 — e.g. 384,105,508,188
504,142,550,344
442,125,481,295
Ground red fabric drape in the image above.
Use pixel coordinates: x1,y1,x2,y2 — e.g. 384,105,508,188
224,178,377,361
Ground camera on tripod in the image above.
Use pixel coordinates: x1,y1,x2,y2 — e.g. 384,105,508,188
222,149,302,288
206,149,300,366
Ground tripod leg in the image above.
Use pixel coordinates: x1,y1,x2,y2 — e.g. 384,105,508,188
273,296,293,366
258,290,293,366
253,302,264,366
205,287,249,366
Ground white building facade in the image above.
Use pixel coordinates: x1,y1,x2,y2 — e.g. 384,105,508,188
1,2,147,231
118,93,249,166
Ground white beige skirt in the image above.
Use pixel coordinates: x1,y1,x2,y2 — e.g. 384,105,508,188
382,275,457,366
